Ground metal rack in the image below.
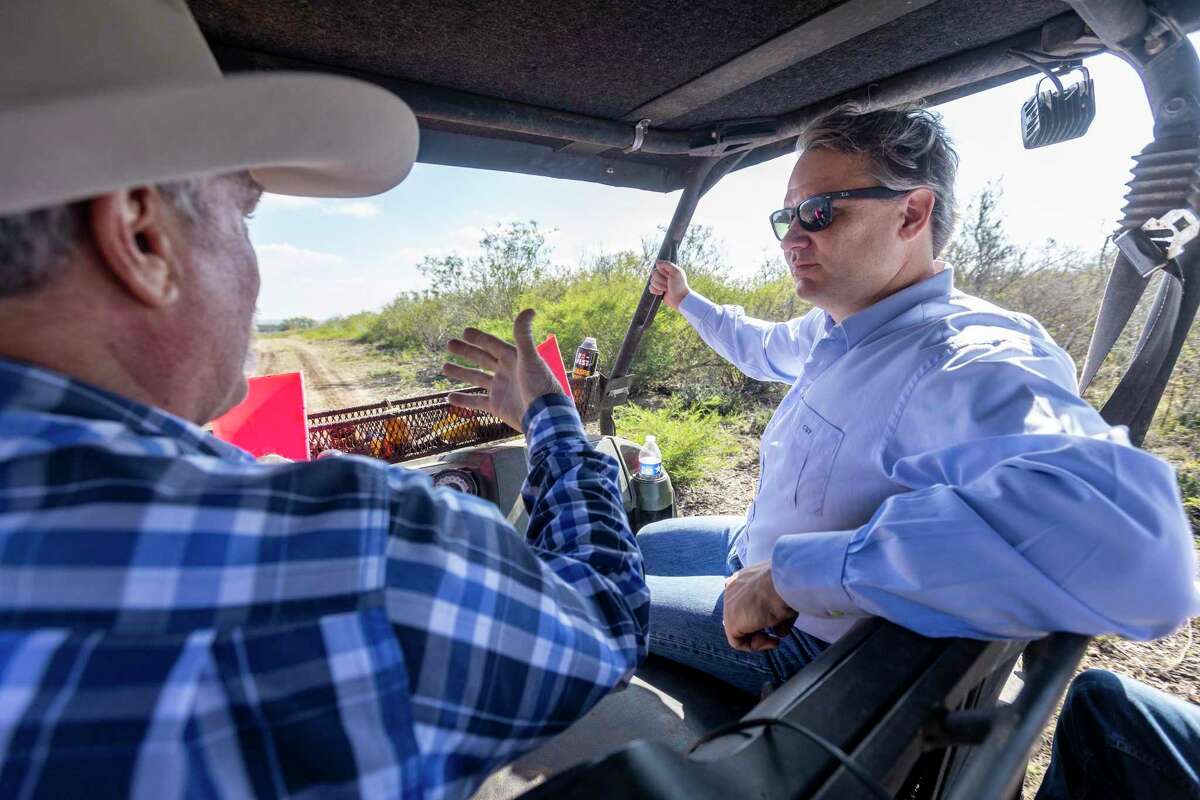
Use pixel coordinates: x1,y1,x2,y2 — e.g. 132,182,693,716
307,374,601,463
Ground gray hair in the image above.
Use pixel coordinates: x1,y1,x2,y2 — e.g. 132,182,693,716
797,103,960,256
0,179,209,297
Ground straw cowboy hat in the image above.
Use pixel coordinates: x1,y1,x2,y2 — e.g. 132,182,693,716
0,0,419,216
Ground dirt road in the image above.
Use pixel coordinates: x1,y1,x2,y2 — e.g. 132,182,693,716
254,337,375,411
253,335,448,412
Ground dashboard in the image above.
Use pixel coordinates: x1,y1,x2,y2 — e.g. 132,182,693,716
406,435,640,535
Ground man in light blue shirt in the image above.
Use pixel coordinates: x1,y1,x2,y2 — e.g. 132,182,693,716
643,103,1199,696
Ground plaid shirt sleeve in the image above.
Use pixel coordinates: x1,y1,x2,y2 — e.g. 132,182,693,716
0,360,648,800
383,393,649,797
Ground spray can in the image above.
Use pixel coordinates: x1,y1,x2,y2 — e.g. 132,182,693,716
573,337,600,379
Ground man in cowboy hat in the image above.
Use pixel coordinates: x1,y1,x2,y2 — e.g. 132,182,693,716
0,2,647,798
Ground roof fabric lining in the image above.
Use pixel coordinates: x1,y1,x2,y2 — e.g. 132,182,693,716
190,0,1199,190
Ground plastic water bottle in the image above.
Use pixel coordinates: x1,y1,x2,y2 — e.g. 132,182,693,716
638,435,663,479
631,434,673,531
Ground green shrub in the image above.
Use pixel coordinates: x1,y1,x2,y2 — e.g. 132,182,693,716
741,274,808,321
1174,459,1200,528
419,221,557,321
279,316,317,331
520,271,760,395
1164,409,1200,434
359,294,466,352
612,400,741,488
299,312,376,341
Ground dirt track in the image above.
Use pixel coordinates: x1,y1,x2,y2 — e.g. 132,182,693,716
254,337,374,412
253,335,451,413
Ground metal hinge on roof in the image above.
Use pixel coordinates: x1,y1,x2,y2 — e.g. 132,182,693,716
689,117,778,156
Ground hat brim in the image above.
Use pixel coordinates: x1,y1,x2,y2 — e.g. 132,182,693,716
0,72,419,216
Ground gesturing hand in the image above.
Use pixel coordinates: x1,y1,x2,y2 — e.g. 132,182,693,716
723,561,799,652
442,309,565,432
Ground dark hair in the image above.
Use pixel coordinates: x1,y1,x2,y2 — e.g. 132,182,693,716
798,103,960,256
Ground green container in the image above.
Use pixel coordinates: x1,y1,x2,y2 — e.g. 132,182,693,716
632,471,675,531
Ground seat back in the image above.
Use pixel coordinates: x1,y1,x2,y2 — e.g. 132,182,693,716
518,620,1040,800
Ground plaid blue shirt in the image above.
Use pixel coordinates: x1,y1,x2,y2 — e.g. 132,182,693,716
0,358,649,799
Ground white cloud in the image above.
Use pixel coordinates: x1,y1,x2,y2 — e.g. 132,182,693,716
253,242,431,320
325,200,382,219
388,246,449,267
259,194,321,211
445,225,486,252
256,243,346,269
258,194,381,219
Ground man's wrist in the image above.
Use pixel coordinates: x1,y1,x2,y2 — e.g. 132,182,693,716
523,393,585,460
677,289,714,327
771,530,860,620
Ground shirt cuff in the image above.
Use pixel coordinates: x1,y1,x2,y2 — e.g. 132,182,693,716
771,530,862,620
523,393,585,459
677,290,717,330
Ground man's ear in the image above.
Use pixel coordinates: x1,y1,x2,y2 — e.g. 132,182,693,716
88,188,184,308
897,187,936,243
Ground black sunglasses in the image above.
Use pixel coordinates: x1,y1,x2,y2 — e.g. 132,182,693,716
769,187,910,240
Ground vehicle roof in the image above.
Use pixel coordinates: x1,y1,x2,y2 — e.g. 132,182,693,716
192,0,1200,192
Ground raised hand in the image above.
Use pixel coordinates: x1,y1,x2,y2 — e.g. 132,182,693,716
442,309,565,432
649,259,691,310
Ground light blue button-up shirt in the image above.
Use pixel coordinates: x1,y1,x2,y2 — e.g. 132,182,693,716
678,268,1199,643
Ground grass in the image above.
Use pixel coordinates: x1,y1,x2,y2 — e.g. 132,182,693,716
612,400,741,488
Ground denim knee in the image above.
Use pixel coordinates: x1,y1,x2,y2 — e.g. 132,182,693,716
637,518,679,538
1060,669,1129,732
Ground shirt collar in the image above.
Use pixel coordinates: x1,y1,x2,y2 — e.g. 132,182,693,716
822,266,954,349
0,356,248,460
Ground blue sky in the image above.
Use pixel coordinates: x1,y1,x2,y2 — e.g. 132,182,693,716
249,39,1195,321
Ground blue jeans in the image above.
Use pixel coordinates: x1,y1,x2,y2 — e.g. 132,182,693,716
1036,669,1200,799
640,515,828,697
